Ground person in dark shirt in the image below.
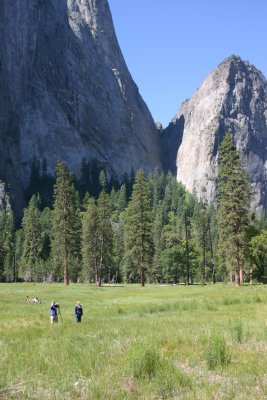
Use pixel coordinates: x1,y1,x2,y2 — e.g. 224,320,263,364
50,301,60,324
75,301,83,323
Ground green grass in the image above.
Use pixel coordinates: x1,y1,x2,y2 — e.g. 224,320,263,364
1,283,267,399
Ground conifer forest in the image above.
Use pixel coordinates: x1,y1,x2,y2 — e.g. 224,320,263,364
0,134,266,286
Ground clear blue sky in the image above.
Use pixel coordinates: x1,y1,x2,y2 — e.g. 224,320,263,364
108,0,267,128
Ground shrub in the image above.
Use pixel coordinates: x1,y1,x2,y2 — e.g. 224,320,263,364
231,320,244,343
126,343,192,398
127,344,160,379
203,332,231,369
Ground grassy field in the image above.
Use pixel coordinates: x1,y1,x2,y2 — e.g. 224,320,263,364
1,283,267,399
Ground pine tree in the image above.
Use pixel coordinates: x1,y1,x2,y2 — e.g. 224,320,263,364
217,133,250,286
191,203,214,283
99,170,107,191
249,229,267,283
160,212,184,283
82,191,113,286
81,198,99,283
2,211,15,282
117,184,127,213
112,215,124,283
39,207,53,281
22,194,42,281
0,189,15,282
124,170,153,286
151,203,164,282
15,229,25,281
52,161,81,285
97,190,113,286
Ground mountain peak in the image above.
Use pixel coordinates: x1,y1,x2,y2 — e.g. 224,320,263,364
165,57,267,213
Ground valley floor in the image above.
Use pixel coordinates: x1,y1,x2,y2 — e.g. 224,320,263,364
1,283,267,399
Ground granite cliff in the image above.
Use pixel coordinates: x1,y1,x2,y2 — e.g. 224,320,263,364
0,0,162,214
1,1,267,216
165,56,267,212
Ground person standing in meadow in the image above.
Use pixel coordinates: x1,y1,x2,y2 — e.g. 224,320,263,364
75,301,83,323
50,301,60,323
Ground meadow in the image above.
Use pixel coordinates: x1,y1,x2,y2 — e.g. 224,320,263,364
1,283,267,399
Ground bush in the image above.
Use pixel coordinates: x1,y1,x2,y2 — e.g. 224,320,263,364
203,332,231,369
126,343,192,398
127,344,160,379
231,320,244,343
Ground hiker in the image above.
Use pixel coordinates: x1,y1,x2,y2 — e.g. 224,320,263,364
75,301,83,323
50,301,60,324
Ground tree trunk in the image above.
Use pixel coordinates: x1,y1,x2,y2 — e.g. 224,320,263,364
98,234,104,287
235,270,239,287
238,251,243,286
98,257,102,287
141,268,145,287
239,265,243,285
249,263,253,285
140,243,145,287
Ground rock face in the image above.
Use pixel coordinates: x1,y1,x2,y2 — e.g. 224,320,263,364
167,56,267,212
0,0,162,214
160,116,184,174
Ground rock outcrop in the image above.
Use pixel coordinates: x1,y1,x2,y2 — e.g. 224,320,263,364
0,0,162,215
166,56,267,212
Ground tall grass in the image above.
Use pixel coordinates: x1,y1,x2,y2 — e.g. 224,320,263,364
203,332,231,369
1,283,267,399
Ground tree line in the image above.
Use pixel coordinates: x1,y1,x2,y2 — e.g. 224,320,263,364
0,133,266,286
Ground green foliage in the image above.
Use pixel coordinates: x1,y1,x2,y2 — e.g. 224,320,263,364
112,217,124,283
81,191,113,286
2,155,267,284
124,170,153,285
151,204,164,282
127,344,160,379
230,319,245,343
203,332,231,369
96,190,113,286
126,342,192,398
81,198,99,283
0,193,15,282
51,161,81,284
217,133,250,285
250,230,267,282
99,169,106,191
21,195,42,281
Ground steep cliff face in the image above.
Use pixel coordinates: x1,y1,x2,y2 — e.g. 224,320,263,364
167,56,267,212
0,0,162,213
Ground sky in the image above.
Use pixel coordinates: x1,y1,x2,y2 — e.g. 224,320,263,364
108,0,267,128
